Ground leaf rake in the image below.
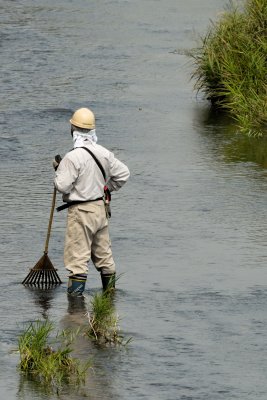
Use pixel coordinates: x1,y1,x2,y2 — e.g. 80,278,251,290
22,187,62,287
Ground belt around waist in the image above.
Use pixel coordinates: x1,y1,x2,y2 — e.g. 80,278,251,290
56,197,103,212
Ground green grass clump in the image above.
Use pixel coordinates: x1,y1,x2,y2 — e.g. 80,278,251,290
190,0,267,136
86,292,131,346
18,320,90,393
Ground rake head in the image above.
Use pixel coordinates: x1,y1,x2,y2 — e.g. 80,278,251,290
22,252,62,287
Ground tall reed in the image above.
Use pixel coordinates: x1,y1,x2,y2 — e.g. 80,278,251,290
190,0,267,136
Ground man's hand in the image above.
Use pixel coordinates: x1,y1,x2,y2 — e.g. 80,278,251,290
53,154,62,171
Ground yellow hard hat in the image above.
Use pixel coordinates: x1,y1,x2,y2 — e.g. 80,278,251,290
70,108,95,129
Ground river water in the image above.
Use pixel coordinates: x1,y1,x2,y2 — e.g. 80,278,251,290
1,0,267,399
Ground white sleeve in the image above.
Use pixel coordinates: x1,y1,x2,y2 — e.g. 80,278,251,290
106,152,130,192
54,157,79,194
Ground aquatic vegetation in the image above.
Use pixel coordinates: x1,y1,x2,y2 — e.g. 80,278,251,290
85,291,131,346
18,320,91,393
190,0,267,136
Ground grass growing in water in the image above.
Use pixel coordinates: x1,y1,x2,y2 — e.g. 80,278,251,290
18,320,91,393
190,0,267,136
86,290,131,346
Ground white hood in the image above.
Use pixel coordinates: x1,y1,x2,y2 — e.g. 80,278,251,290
72,129,98,148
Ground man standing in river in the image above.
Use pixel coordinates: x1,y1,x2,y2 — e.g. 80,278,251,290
53,107,130,296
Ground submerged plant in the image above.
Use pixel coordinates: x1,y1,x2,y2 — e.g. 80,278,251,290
85,291,131,346
190,0,267,136
18,320,91,392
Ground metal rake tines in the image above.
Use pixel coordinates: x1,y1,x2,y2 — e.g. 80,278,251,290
22,268,62,285
22,253,62,286
22,188,62,287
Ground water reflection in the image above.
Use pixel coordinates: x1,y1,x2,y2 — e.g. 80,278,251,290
193,101,267,168
67,295,87,315
23,286,57,319
17,376,51,400
223,134,267,168
58,292,123,400
17,367,94,400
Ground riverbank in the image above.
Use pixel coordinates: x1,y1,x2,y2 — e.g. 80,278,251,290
190,0,267,136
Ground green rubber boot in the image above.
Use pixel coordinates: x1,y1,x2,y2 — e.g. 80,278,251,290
101,272,116,293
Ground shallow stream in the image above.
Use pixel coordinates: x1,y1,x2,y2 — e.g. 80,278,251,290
1,1,267,399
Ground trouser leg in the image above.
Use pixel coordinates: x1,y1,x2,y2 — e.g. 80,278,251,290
91,225,116,273
64,205,94,295
64,206,92,276
64,202,116,291
91,222,116,290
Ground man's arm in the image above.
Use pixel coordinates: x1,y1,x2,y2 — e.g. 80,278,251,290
106,153,130,192
54,157,78,194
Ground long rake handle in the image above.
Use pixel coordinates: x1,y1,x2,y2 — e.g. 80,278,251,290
44,187,57,254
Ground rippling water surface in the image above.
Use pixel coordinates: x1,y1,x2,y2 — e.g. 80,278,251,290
1,1,267,399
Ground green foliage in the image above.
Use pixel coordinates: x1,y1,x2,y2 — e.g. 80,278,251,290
86,291,131,346
190,0,267,136
18,320,91,393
